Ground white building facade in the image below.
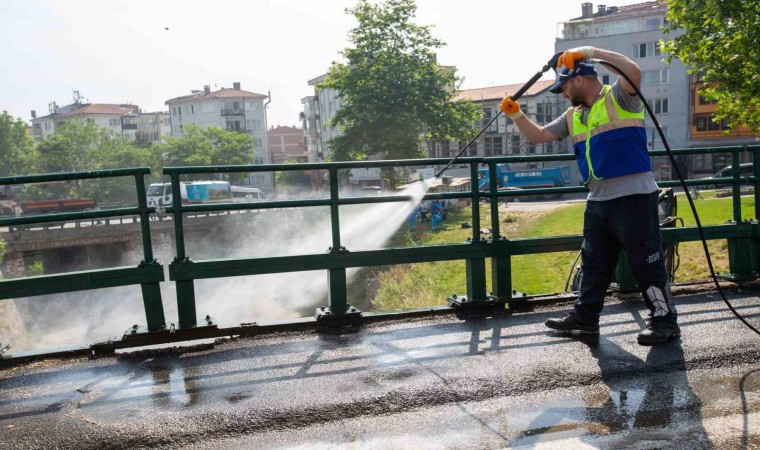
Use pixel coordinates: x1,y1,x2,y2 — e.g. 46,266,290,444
165,82,272,190
31,102,169,145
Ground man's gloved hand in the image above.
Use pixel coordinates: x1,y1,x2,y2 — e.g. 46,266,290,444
499,96,522,119
557,46,595,70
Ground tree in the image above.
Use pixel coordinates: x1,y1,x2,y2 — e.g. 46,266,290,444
274,160,312,195
320,0,481,162
0,112,37,177
157,125,254,182
664,0,760,131
35,119,161,202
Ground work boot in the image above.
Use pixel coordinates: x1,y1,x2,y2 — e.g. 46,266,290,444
637,316,681,345
545,312,599,334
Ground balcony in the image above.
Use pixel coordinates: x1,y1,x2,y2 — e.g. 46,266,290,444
226,126,249,133
121,123,138,130
221,109,245,116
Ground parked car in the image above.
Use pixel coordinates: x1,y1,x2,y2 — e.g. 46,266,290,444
704,163,754,190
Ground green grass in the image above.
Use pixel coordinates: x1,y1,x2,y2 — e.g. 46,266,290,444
371,195,755,311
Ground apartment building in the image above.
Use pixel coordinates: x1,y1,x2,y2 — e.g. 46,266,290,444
165,82,272,190
31,100,170,145
305,74,342,163
268,125,308,164
688,76,760,176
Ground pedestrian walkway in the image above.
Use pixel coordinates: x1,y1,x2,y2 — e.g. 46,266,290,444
1,291,759,449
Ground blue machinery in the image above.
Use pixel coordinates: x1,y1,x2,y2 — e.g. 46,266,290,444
0,145,758,360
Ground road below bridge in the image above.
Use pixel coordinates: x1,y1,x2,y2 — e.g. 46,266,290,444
1,290,759,449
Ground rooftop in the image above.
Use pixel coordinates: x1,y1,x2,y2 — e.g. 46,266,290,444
166,87,268,104
455,80,556,102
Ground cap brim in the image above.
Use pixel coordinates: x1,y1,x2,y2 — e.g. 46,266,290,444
548,79,565,94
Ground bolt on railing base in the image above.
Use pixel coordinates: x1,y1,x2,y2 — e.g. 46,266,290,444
171,315,218,332
123,324,169,339
488,290,529,306
315,306,362,322
446,294,500,310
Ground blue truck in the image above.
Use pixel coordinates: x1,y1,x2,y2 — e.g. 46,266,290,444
478,164,573,199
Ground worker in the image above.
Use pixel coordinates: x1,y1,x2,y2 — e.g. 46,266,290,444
499,46,678,345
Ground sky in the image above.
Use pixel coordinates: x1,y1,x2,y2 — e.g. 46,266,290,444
1,0,639,128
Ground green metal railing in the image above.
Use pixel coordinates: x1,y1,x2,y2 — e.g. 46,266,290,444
165,145,760,328
1,146,758,359
0,168,166,332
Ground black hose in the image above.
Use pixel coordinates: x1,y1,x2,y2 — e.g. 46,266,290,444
594,58,760,337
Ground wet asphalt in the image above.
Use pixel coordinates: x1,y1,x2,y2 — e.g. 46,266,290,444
1,290,759,449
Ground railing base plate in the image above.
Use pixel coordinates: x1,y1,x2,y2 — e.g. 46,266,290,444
315,306,362,322
446,295,498,309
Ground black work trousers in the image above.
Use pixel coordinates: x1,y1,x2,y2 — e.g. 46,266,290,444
574,191,677,325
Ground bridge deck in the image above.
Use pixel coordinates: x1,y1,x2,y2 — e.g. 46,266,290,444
1,291,759,449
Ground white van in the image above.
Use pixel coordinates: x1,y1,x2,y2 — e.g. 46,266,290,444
146,183,172,209
231,186,265,201
146,181,233,209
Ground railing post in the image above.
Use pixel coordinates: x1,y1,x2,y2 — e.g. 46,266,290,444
487,161,514,302
134,174,166,332
450,162,488,307
318,167,357,320
727,146,760,278
168,174,199,329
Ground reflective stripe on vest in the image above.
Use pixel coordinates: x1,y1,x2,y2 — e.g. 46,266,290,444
567,85,648,183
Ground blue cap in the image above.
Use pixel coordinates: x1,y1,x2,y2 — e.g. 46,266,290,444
548,62,598,94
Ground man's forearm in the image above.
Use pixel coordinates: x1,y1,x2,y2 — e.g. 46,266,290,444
512,115,558,144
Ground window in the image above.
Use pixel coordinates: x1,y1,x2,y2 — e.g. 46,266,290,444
232,102,240,110
545,141,554,154
694,154,708,170
646,126,669,141
694,114,730,132
632,41,663,59
641,70,669,86
200,102,214,113
254,157,264,164
652,98,669,114
190,105,194,114
535,104,547,124
511,135,521,155
484,136,502,156
601,75,610,85
109,118,120,126
44,121,51,130
527,143,536,154
172,107,176,116
254,138,263,147
698,92,717,105
646,18,661,29
245,101,259,110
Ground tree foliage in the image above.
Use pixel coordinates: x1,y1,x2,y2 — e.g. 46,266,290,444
274,160,313,195
35,119,162,202
320,0,481,161
665,0,760,131
0,111,37,177
157,125,254,182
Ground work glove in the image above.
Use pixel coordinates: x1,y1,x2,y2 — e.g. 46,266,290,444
557,46,595,70
499,96,523,119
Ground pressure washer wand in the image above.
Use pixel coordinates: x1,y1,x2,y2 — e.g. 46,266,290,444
434,58,557,179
